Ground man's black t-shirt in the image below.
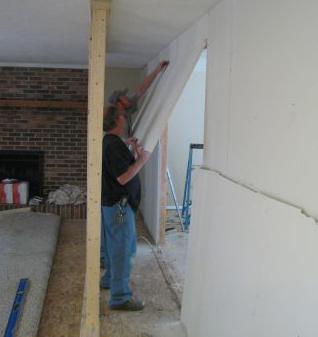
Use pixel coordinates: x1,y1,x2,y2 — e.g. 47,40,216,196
101,134,141,211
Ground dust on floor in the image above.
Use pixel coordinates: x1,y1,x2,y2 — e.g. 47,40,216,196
38,216,182,337
160,230,189,301
100,213,181,337
100,242,180,337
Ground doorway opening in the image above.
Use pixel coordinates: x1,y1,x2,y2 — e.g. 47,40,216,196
160,49,207,303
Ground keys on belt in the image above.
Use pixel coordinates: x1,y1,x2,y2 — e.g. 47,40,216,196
115,196,128,225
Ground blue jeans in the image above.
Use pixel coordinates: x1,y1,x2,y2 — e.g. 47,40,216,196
101,204,137,305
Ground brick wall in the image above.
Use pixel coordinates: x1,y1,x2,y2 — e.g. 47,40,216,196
0,67,88,196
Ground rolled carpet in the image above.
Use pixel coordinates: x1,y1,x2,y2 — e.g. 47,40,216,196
0,212,60,337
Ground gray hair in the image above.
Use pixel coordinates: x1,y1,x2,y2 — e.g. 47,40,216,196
104,106,120,131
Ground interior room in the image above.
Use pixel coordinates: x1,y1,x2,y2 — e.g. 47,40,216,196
1,1,318,337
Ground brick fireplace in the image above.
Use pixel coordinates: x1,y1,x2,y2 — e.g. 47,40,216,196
0,66,88,197
0,150,44,198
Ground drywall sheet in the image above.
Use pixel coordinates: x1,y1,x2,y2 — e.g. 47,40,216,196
204,0,318,218
133,14,208,153
139,144,161,243
181,168,318,337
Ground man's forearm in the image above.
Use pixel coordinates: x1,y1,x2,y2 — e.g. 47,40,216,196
117,157,148,186
135,68,160,97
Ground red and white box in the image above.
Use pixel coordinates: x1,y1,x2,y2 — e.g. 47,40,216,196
0,181,29,205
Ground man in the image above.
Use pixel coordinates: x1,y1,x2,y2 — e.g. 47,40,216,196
101,61,169,311
107,60,169,137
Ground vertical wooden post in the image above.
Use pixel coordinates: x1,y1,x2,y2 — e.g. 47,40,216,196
159,126,169,245
80,1,110,337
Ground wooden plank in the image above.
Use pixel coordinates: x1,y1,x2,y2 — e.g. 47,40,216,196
159,126,169,245
80,1,110,337
0,99,87,110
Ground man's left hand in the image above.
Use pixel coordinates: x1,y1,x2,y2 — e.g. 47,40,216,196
126,137,139,159
157,60,169,73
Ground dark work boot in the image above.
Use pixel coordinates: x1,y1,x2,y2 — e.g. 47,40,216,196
109,297,145,311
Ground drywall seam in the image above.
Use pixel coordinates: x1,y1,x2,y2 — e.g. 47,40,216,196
201,166,318,224
225,0,234,169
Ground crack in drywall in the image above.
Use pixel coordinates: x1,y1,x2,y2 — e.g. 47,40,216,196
200,166,318,225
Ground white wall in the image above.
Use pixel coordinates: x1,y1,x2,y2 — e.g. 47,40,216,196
139,144,161,243
181,0,318,336
167,53,206,204
204,0,318,219
183,169,318,337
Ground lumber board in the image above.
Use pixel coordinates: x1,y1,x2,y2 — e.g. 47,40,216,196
159,126,169,245
80,1,110,337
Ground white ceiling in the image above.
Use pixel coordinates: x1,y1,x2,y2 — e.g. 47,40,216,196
0,0,217,68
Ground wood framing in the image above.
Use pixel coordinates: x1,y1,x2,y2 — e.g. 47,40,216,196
159,126,169,245
80,1,110,337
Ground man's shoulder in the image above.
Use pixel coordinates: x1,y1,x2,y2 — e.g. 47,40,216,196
104,134,123,144
103,134,127,152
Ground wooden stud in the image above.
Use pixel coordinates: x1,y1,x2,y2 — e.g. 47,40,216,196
159,126,169,245
80,1,110,337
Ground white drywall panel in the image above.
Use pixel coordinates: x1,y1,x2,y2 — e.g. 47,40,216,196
204,0,318,218
139,144,160,243
167,53,206,204
133,14,208,153
203,0,233,173
182,168,318,337
137,15,208,241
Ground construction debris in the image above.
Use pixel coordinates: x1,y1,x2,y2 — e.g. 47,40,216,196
47,185,86,206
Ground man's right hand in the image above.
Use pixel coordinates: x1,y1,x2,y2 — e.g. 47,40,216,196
117,141,151,186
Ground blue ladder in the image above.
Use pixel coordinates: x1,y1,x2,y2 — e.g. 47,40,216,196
182,143,203,231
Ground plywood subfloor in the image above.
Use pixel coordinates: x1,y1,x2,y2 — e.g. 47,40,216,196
37,219,86,337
